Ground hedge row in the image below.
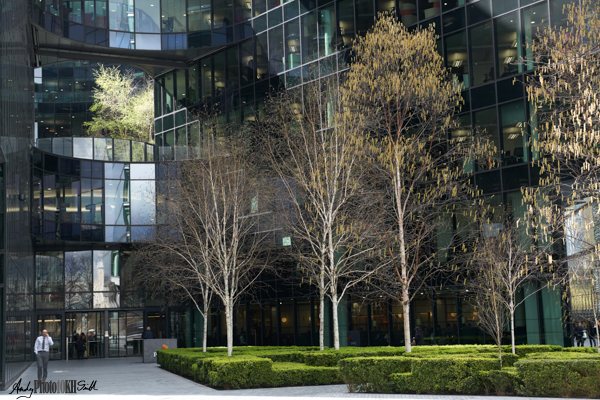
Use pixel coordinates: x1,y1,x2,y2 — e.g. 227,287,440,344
159,352,342,389
340,354,600,397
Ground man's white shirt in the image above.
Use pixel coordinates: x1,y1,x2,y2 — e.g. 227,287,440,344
34,335,54,354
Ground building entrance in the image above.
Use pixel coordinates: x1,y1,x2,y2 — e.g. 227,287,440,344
66,312,105,359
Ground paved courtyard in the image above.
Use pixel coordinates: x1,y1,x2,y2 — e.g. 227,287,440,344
0,357,584,400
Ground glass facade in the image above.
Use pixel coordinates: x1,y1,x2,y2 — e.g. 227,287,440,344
0,0,583,388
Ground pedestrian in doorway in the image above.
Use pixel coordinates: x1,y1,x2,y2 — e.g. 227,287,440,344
76,333,87,359
587,319,597,348
143,326,153,339
34,329,53,382
415,325,425,346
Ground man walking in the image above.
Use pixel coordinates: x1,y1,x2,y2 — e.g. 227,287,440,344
142,326,153,339
34,329,53,382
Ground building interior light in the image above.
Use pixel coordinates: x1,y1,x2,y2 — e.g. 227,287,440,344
504,56,514,64
245,2,251,9
453,59,463,67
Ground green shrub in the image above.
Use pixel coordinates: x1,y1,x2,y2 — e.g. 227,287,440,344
338,357,412,393
501,345,562,358
479,369,519,395
515,359,600,398
390,372,414,393
408,358,501,394
207,357,273,389
270,363,341,386
563,347,599,354
526,351,600,360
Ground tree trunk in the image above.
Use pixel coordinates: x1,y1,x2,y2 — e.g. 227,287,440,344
226,298,233,356
203,301,209,353
403,294,411,353
510,305,516,355
595,322,599,354
332,292,340,350
319,288,325,351
498,342,503,369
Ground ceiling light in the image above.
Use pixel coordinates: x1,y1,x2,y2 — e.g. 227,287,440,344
453,59,462,67
508,134,519,140
504,56,514,64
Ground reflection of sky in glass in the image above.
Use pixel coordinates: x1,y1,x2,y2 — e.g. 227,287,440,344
130,180,155,224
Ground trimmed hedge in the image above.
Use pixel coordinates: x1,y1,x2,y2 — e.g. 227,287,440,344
338,357,412,393
159,345,600,396
271,363,341,387
515,359,600,398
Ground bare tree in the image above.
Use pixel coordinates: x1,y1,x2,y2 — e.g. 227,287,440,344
258,69,382,350
522,0,600,351
344,14,495,352
142,120,267,356
466,259,509,367
467,214,555,354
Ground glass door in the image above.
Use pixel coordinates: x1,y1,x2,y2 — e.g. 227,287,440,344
109,311,143,356
66,312,105,358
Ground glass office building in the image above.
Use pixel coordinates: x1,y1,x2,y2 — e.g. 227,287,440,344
0,0,582,390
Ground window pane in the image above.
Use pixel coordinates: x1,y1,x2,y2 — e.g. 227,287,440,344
135,0,160,33
65,251,93,292
469,21,494,86
500,100,527,165
36,252,64,293
301,11,317,64
93,250,120,291
162,0,186,32
105,179,129,225
130,180,156,225
444,30,468,89
188,0,211,31
109,0,134,31
318,3,336,58
523,3,549,71
269,26,284,76
474,106,499,171
495,12,521,79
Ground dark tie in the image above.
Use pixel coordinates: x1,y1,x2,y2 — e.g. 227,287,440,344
42,337,46,351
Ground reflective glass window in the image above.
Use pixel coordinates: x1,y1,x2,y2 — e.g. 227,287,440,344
65,251,93,292
82,224,104,241
200,58,213,102
188,0,211,31
268,8,282,28
213,0,234,28
318,3,336,58
164,74,175,113
109,0,134,31
130,164,155,180
114,139,130,161
135,0,160,33
502,165,529,191
176,127,187,160
469,21,494,86
301,11,317,63
81,178,103,224
131,225,155,241
162,0,186,32
474,106,499,171
176,69,187,105
450,114,473,173
94,138,113,161
356,0,374,35
93,250,120,292
105,179,130,225
419,0,440,20
73,137,93,159
492,0,517,16
500,100,527,165
132,141,145,161
235,0,252,22
58,176,81,223
110,31,135,48
285,19,300,71
105,226,129,242
130,180,156,225
467,0,491,25
135,33,161,49
444,30,468,89
93,292,120,308
189,63,199,105
66,292,92,309
256,33,270,80
214,51,226,97
269,26,284,75
442,0,465,12
36,252,64,293
105,163,126,179
227,46,240,89
442,7,465,34
495,12,521,79
523,3,549,71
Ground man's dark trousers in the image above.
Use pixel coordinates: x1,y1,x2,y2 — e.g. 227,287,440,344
37,351,49,381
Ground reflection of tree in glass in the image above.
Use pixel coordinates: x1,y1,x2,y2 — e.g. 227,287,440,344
65,252,93,292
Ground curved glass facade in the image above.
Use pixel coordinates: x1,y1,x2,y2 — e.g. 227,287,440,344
32,147,156,243
36,137,154,162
